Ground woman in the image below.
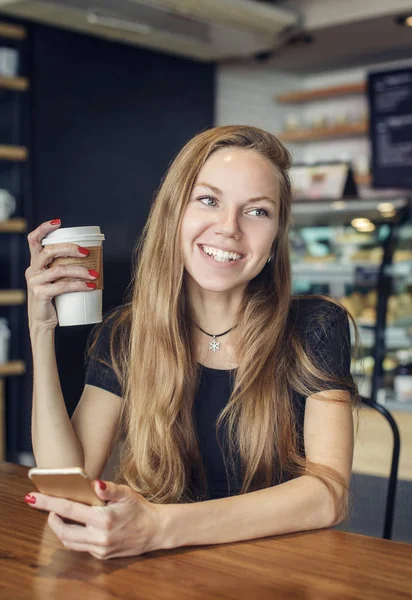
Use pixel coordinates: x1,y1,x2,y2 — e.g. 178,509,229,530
25,125,359,560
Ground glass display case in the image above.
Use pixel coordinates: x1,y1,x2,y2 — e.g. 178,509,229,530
290,196,412,411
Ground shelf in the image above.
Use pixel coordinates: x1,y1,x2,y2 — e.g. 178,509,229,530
292,261,383,285
0,75,29,92
293,260,412,284
291,196,407,226
357,326,412,350
293,261,412,285
0,21,26,40
292,197,407,213
0,360,25,377
292,262,354,284
276,82,366,104
279,121,368,143
0,290,26,305
0,145,28,161
0,218,27,233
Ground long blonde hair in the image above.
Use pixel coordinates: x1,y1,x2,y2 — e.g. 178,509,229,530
90,125,360,519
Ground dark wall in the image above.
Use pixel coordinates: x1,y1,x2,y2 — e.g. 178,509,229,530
16,23,215,456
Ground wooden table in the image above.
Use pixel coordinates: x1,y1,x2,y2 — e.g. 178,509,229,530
1,463,411,600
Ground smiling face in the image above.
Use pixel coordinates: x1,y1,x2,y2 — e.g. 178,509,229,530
180,147,280,295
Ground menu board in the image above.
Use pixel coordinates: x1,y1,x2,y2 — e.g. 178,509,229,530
368,67,412,188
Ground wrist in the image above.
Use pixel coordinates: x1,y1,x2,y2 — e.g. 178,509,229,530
30,325,55,343
154,503,186,551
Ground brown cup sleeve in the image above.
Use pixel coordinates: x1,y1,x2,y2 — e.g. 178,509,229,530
46,244,103,290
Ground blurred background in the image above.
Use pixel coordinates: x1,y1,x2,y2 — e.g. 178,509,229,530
0,0,411,543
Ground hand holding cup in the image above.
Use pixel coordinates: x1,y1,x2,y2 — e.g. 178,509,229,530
25,220,102,332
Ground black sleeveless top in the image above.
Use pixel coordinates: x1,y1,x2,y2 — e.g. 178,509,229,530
85,297,354,500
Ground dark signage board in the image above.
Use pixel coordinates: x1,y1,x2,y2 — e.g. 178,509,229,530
368,67,412,188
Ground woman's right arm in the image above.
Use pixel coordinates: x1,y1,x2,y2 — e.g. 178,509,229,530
26,220,121,476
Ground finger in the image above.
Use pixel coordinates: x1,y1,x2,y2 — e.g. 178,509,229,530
49,514,107,557
25,243,89,286
48,514,110,559
63,543,109,560
26,493,105,527
27,219,61,263
47,512,107,546
35,242,90,272
30,279,97,303
93,480,133,504
30,264,99,287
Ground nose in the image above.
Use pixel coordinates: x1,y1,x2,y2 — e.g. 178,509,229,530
213,207,242,240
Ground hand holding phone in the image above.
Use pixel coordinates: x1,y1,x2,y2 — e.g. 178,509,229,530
28,467,105,506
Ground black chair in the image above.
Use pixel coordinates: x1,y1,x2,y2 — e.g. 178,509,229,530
360,396,401,540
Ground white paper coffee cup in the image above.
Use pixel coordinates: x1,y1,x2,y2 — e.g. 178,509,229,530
41,226,105,326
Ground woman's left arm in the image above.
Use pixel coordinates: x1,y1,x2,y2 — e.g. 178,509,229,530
162,388,354,549
163,304,355,549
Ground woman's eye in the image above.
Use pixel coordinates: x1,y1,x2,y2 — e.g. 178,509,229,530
198,195,217,207
248,208,269,217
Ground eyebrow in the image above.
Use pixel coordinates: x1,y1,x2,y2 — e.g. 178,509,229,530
194,182,277,206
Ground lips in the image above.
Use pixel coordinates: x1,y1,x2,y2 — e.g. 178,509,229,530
198,244,244,266
198,243,243,257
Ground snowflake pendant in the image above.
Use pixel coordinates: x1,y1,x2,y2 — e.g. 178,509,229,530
209,337,220,352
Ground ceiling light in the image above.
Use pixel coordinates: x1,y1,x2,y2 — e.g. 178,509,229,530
356,223,376,232
351,218,370,228
378,203,395,212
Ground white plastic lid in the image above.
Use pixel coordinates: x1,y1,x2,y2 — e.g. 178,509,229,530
42,226,105,245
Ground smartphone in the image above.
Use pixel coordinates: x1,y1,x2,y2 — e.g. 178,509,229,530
28,467,105,507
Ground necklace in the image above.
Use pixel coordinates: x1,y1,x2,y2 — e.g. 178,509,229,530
196,324,237,352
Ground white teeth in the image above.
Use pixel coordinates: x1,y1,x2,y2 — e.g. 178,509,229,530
201,245,242,262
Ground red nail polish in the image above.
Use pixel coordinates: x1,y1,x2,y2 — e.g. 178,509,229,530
86,282,97,289
88,269,99,278
78,246,90,255
50,219,61,225
96,480,107,491
24,494,36,505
